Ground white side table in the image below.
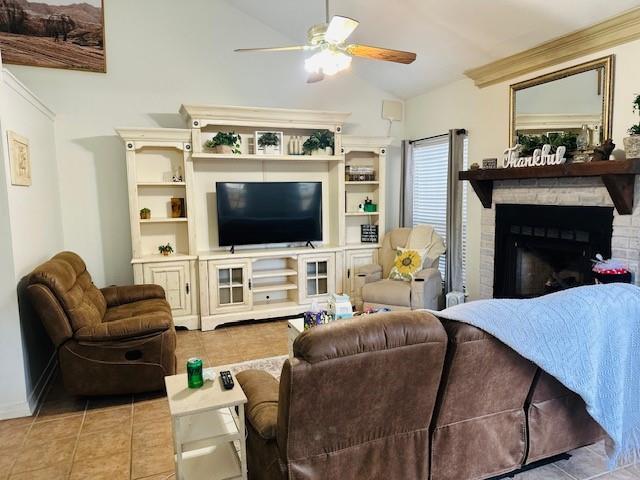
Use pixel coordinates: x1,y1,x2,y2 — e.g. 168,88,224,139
165,370,248,480
288,317,304,358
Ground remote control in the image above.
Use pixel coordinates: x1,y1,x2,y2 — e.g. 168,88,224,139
220,370,234,390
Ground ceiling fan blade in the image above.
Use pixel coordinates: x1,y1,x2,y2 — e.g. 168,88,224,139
346,44,416,64
325,15,359,44
307,70,325,84
234,46,308,53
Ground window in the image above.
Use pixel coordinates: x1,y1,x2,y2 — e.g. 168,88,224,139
411,135,468,288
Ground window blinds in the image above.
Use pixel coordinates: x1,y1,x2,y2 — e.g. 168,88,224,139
411,135,468,286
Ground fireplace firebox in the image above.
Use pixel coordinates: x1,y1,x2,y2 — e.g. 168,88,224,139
493,204,614,298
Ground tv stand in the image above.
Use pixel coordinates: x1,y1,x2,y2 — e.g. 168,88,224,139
305,241,316,249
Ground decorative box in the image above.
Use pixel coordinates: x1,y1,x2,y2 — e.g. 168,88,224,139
327,293,353,320
346,165,375,182
361,224,379,243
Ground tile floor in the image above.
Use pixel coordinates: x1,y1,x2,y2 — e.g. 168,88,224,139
0,320,288,480
0,319,637,480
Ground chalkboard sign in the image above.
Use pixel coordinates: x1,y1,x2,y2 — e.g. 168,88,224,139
361,224,379,243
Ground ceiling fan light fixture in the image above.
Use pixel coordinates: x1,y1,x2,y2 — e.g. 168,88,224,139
304,48,352,76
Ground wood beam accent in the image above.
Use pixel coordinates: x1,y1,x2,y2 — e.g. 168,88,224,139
464,8,640,88
459,159,640,214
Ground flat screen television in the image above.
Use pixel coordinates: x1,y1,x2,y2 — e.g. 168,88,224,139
216,182,322,247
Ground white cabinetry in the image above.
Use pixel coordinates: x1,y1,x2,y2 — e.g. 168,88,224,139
298,253,335,303
134,258,198,329
208,259,252,314
344,248,378,299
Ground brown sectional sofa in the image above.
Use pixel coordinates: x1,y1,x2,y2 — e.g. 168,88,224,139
237,311,603,480
27,251,177,396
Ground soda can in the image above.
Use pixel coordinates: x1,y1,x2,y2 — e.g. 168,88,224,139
187,357,204,388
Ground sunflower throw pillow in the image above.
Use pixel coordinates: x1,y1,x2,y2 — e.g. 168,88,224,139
389,247,427,282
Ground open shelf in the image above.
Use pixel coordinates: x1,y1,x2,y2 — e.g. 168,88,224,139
140,217,188,223
252,268,298,279
253,299,300,310
192,152,343,162
252,282,298,294
137,181,186,187
345,212,380,216
345,181,379,185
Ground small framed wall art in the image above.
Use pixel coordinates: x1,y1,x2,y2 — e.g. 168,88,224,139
8,131,31,186
255,131,283,155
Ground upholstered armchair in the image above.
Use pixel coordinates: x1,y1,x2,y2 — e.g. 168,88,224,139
355,226,445,311
27,251,176,396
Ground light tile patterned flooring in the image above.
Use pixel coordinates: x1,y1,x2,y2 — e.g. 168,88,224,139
0,319,637,480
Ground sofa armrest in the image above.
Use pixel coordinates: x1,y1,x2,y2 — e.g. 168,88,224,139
101,284,165,307
411,268,443,310
74,314,172,342
236,370,280,440
355,264,383,284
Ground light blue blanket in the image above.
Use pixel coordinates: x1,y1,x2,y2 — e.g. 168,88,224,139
435,283,640,467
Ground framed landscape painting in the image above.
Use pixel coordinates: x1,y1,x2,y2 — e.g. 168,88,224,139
0,0,105,73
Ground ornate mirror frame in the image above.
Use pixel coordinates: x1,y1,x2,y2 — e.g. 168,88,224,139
509,55,615,145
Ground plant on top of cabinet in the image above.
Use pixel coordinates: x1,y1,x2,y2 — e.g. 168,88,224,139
256,131,283,155
205,132,242,154
625,94,640,160
158,243,174,256
303,130,334,156
140,208,151,220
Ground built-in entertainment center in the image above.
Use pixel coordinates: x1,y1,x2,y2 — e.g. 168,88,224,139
118,105,390,330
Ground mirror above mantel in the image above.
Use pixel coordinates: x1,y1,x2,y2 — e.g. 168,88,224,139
510,55,615,160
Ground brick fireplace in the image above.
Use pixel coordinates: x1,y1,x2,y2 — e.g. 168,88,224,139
479,177,640,299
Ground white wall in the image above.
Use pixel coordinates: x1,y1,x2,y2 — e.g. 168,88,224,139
0,66,61,418
405,39,640,300
7,0,403,286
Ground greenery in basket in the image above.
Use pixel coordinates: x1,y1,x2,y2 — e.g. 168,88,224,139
139,208,151,219
205,132,242,154
158,243,174,255
303,130,334,154
257,132,280,147
517,132,577,157
629,94,640,136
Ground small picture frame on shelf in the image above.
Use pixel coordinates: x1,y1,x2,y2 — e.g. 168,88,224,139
482,158,498,169
361,224,379,243
255,131,283,155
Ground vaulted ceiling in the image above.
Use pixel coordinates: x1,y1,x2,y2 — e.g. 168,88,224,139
225,0,640,99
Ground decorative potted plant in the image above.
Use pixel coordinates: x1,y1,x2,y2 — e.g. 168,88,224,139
256,131,282,155
624,94,640,159
205,132,242,154
158,243,174,256
140,208,151,220
303,130,335,156
517,133,577,157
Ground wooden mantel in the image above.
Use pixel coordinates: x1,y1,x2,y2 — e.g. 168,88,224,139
459,159,640,215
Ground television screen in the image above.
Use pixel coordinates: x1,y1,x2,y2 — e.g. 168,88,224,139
216,182,322,246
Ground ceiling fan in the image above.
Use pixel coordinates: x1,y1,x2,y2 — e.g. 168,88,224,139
234,0,417,83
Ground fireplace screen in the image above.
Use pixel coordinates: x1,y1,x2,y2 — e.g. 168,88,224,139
494,205,613,298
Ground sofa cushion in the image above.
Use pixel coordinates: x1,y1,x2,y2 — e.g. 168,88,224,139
74,313,172,342
362,278,411,307
104,298,172,322
29,251,106,331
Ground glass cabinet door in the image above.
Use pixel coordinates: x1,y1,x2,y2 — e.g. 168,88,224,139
209,260,252,313
299,255,335,303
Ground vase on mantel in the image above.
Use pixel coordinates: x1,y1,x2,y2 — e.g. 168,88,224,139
213,145,233,154
623,136,640,159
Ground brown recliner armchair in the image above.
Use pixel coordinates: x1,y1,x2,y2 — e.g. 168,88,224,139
236,311,448,480
27,251,176,396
